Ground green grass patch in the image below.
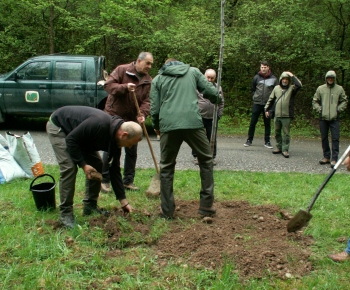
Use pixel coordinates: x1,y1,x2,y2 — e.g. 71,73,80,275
1,165,350,288
217,114,349,140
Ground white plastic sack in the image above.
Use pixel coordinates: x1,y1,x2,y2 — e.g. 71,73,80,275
0,145,29,184
0,133,8,149
6,131,44,178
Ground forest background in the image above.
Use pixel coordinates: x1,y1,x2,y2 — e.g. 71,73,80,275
0,0,350,132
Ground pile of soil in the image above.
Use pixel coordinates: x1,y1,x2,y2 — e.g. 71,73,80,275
88,200,314,280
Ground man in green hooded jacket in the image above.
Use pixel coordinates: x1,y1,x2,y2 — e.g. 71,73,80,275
150,58,221,219
312,71,348,167
265,71,302,158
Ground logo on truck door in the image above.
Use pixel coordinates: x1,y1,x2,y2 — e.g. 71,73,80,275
25,91,39,102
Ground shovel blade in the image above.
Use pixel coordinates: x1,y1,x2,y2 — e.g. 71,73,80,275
145,174,160,198
287,209,313,232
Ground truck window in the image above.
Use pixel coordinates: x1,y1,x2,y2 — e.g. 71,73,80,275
53,62,82,81
17,62,50,80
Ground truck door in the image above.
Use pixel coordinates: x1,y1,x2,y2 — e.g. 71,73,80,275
3,61,51,114
51,61,88,109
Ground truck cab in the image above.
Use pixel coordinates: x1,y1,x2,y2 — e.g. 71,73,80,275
0,54,108,123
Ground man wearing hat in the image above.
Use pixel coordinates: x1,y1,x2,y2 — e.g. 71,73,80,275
265,71,302,158
312,70,348,167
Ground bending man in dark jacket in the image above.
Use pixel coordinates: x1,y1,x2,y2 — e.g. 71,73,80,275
150,59,221,219
102,52,153,192
244,61,278,148
46,106,143,228
265,71,302,158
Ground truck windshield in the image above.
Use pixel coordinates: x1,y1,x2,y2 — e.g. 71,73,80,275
17,62,50,80
0,72,10,79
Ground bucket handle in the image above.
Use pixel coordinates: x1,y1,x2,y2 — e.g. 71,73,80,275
30,173,56,191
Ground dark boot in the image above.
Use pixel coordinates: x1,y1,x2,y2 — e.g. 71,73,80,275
59,213,75,228
198,205,216,216
83,203,109,216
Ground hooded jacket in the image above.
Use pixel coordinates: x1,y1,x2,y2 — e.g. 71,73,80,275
312,70,348,121
150,61,221,132
50,106,126,200
251,70,279,105
104,62,152,121
264,72,302,118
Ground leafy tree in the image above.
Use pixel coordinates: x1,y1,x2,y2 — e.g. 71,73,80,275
222,0,350,118
0,0,349,124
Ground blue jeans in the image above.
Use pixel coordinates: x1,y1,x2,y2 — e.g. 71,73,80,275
320,119,340,161
345,239,350,254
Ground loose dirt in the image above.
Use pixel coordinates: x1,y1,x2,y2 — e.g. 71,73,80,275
52,199,314,281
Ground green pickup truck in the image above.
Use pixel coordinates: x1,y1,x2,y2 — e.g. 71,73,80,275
0,54,109,123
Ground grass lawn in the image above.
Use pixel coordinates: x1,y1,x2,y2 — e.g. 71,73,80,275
1,164,350,289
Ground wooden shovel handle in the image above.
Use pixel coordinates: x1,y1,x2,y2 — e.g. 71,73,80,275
131,91,159,174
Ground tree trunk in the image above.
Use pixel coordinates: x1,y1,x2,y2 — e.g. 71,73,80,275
49,5,55,54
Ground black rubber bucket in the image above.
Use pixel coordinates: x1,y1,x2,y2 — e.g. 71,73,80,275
30,174,56,211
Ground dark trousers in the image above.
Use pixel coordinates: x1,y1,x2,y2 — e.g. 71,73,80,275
102,143,137,185
192,118,217,158
160,128,214,217
247,103,271,143
274,117,292,152
320,119,340,161
46,121,102,215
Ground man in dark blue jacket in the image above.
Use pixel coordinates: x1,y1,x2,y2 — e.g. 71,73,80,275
46,106,143,228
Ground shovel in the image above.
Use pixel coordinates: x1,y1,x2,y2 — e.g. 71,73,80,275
287,145,350,232
131,91,160,197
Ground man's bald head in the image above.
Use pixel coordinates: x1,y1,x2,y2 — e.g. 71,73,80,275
205,69,216,83
121,121,143,140
116,121,143,148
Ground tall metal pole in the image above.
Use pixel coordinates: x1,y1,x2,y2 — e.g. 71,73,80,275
210,0,225,155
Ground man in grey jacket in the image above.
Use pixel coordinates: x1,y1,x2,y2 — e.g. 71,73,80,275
244,61,278,148
192,69,224,166
312,70,348,167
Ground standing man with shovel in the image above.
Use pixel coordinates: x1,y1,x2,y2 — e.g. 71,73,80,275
329,153,350,262
102,52,153,193
150,58,221,219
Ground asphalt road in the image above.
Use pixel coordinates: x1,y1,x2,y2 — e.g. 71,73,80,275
1,127,350,174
